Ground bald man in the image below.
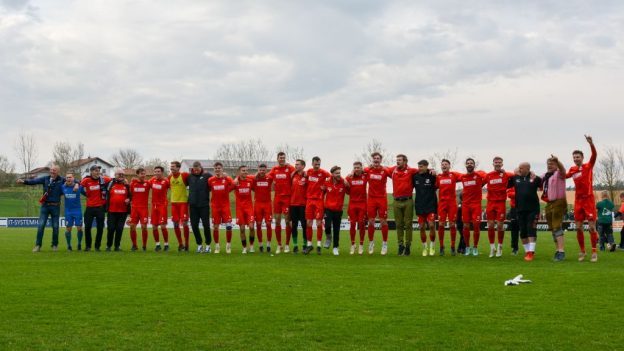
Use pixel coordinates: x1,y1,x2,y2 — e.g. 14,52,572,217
510,162,543,261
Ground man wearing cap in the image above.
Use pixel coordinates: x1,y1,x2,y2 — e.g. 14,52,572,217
17,164,78,252
80,165,112,251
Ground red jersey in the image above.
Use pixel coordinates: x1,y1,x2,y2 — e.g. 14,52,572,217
130,179,150,208
269,164,295,196
436,171,461,203
80,176,112,207
208,175,233,206
108,182,129,213
485,171,514,201
507,188,516,208
252,174,273,203
148,177,170,205
460,171,486,205
325,178,346,211
388,166,417,198
346,173,367,203
566,144,597,199
290,172,308,206
234,176,253,207
306,168,330,200
364,166,390,198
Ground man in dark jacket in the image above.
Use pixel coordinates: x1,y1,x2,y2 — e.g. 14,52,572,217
413,160,439,256
510,162,543,261
188,161,213,253
18,165,78,252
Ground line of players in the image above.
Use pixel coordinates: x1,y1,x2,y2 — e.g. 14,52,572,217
66,136,599,260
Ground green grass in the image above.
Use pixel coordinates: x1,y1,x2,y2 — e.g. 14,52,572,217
1,228,623,350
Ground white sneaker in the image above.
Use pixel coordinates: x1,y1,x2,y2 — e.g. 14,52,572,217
249,246,255,253
332,247,339,256
350,244,356,255
204,245,211,254
358,244,364,255
489,246,496,258
226,243,231,254
381,243,388,256
284,245,290,253
214,243,220,254
429,245,435,256
276,245,282,254
464,247,471,256
496,245,503,257
472,247,479,256
368,241,375,255
242,247,247,254
32,245,41,252
196,245,203,253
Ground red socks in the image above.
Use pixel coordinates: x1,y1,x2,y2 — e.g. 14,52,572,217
488,227,495,244
256,223,263,243
130,228,138,247
381,224,388,242
590,230,598,252
226,229,232,243
497,230,504,245
267,223,273,242
183,225,189,247
275,225,282,245
213,228,220,244
450,226,456,248
306,225,313,241
316,224,323,241
161,228,169,243
438,226,445,249
367,224,375,241
141,228,148,247
577,228,585,252
350,224,356,244
359,223,365,245
153,228,160,242
174,226,183,245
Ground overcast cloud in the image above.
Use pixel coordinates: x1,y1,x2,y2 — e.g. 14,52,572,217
1,0,623,174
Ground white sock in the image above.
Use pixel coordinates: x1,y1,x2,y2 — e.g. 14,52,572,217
307,240,312,246
382,241,387,245
430,241,435,248
156,242,161,245
490,243,495,249
317,240,321,246
422,243,427,249
523,243,529,252
164,242,169,246
529,242,536,252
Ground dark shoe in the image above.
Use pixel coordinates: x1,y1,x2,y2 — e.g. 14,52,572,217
185,246,190,252
155,244,162,252
178,246,184,252
398,244,405,256
303,245,313,255
67,246,73,252
511,249,518,256
84,247,91,252
610,244,616,252
114,247,121,252
142,246,146,252
316,246,321,255
267,246,271,253
77,244,82,251
451,247,456,256
553,251,565,262
293,246,299,253
164,245,170,252
439,248,445,256
131,246,138,252
404,244,411,256
105,247,111,252
94,248,100,252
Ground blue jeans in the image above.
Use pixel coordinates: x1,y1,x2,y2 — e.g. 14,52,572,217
36,204,60,246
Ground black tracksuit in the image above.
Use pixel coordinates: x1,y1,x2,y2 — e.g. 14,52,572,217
511,175,543,239
413,171,438,215
188,170,213,245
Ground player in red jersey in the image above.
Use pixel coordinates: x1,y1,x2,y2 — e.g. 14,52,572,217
80,165,112,251
567,135,599,262
345,161,368,255
303,156,331,255
168,161,190,251
460,158,487,256
208,162,234,254
290,159,308,253
233,165,256,254
148,166,171,252
436,159,462,256
252,164,273,253
484,157,515,258
324,166,347,256
129,168,150,251
364,152,391,255
268,152,296,254
105,169,131,251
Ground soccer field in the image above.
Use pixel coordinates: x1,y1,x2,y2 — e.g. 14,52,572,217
1,228,623,350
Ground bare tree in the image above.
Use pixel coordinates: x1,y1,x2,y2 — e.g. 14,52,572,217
14,131,38,175
143,158,169,170
596,146,623,201
52,141,85,176
214,139,273,167
0,154,16,188
275,143,305,163
355,139,393,166
428,148,459,171
111,148,143,169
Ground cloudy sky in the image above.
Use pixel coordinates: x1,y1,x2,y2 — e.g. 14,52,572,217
1,0,623,174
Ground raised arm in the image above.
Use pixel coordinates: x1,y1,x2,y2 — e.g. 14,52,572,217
586,135,597,167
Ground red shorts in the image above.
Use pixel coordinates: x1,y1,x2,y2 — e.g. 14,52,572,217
486,200,506,222
305,198,324,220
236,205,255,226
273,195,290,215
171,202,189,223
348,202,367,222
212,204,232,225
462,203,482,224
130,206,149,225
437,201,457,223
254,201,273,223
151,203,168,226
367,197,388,220
417,212,436,225
574,197,597,222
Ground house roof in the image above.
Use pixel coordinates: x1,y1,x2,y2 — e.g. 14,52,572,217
181,159,278,168
26,166,50,174
69,157,114,168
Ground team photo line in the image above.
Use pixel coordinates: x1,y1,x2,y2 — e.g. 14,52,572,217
17,135,623,262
